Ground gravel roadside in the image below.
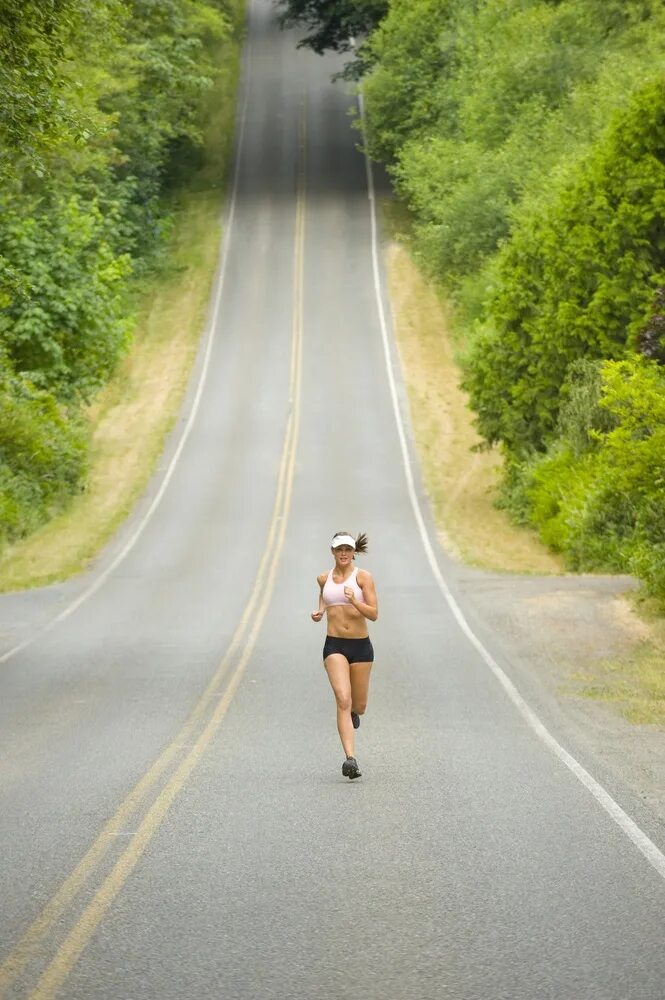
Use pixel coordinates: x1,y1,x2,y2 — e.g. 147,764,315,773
453,563,665,831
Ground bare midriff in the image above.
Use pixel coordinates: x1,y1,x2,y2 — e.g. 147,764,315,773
326,604,369,640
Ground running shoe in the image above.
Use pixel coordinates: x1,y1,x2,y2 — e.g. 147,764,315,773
342,756,362,779
351,711,360,730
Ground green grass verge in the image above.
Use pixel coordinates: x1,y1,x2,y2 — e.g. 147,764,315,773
574,595,665,727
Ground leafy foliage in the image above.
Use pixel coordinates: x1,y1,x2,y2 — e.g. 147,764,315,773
0,353,88,546
99,0,232,258
0,0,99,181
464,78,665,455
0,0,243,549
637,286,665,364
0,192,132,400
363,0,665,292
361,0,457,163
520,359,665,597
276,0,387,54
276,0,387,77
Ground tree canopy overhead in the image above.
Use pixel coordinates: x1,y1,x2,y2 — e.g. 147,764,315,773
276,0,387,73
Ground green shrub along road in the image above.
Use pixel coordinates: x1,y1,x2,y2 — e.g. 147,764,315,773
279,0,665,602
0,0,244,554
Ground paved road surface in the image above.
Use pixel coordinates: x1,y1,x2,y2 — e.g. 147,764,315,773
1,3,664,998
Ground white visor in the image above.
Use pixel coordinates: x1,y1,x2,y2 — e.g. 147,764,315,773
331,534,356,550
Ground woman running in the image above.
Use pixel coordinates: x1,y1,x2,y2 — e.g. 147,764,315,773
311,531,378,780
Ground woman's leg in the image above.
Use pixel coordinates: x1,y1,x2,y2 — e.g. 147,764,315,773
350,661,373,720
324,654,355,758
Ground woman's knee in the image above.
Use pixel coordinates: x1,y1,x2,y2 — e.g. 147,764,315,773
354,700,367,715
335,692,352,712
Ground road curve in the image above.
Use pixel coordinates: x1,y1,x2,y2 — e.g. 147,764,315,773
1,3,664,998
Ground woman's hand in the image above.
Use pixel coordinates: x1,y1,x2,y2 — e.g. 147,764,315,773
311,609,324,622
343,587,357,604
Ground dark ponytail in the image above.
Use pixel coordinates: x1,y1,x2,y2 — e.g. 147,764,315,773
354,532,368,554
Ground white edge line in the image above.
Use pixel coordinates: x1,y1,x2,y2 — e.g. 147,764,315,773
358,91,665,882
0,4,255,667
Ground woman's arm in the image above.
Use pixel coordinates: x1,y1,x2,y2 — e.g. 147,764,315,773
345,570,378,622
311,573,327,622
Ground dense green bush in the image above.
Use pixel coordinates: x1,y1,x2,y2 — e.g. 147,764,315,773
0,0,98,182
464,78,665,456
0,355,88,547
590,359,665,595
517,359,665,597
98,0,232,260
0,192,132,400
394,137,517,281
361,0,457,164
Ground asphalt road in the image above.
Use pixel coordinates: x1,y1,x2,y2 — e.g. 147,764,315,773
1,3,664,998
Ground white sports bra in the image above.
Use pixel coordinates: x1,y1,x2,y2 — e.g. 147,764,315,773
322,567,363,607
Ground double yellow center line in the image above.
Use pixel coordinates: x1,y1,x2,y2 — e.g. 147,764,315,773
0,101,307,1000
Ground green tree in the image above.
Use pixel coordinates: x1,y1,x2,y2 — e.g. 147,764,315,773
276,0,387,75
520,358,665,597
0,352,87,547
362,0,457,163
464,78,665,456
0,0,123,182
0,192,132,400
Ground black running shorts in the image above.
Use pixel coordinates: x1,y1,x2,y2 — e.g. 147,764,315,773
323,635,374,665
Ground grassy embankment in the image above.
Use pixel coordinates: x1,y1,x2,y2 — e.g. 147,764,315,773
383,201,665,727
0,32,243,593
572,603,665,727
